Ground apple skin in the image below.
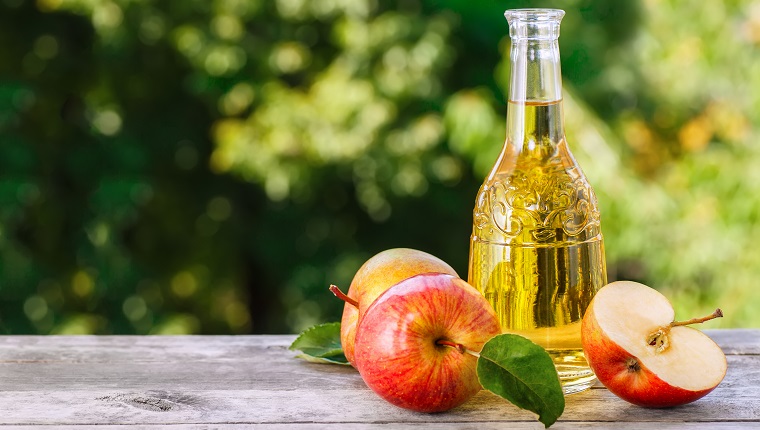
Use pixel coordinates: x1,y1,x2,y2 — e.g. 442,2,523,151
581,281,726,408
340,248,457,367
354,273,501,413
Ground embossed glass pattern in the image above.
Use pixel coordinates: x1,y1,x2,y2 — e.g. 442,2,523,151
467,9,607,395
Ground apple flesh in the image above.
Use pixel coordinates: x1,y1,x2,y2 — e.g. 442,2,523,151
582,281,726,408
354,273,501,413
338,248,457,366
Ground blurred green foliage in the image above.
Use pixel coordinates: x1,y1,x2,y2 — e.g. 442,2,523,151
0,0,757,334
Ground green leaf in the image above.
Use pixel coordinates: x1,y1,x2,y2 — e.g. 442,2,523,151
289,322,350,365
477,334,565,428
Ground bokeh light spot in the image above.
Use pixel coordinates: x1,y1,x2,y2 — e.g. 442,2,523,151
72,271,94,297
52,315,104,335
171,271,198,298
269,42,311,74
150,314,200,334
86,222,110,247
36,0,61,12
139,15,166,45
219,83,255,116
92,2,123,30
264,170,290,201
224,301,251,330
431,155,462,184
33,35,59,59
92,110,122,136
276,0,308,20
23,296,48,321
123,295,148,321
212,14,244,40
174,26,204,57
204,46,246,76
207,196,232,221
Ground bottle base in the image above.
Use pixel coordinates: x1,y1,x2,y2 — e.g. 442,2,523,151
547,349,597,395
558,367,597,395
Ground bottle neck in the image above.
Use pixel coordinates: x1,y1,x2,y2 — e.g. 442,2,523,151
506,31,564,148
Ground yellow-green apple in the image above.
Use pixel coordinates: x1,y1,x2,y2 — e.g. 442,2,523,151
332,248,457,366
353,273,501,412
581,281,726,407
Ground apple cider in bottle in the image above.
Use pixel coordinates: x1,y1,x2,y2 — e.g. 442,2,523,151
467,9,607,394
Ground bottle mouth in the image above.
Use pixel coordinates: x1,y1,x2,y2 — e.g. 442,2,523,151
504,9,565,22
505,8,564,40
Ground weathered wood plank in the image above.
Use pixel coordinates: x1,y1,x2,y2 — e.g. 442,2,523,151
0,333,756,392
0,329,754,359
260,424,760,430
0,330,756,427
0,385,757,425
0,329,754,363
0,425,758,430
0,337,361,392
0,353,757,425
704,329,760,355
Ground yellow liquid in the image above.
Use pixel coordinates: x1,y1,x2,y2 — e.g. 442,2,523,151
468,101,607,394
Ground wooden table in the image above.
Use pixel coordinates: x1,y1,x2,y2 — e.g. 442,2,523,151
0,329,757,428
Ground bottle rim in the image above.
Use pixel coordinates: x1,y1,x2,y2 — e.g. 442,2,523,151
505,9,564,40
504,8,565,23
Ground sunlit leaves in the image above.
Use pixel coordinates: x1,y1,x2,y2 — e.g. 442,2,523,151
12,0,760,336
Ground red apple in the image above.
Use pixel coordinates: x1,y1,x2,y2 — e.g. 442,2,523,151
353,273,501,412
336,248,457,366
581,281,726,407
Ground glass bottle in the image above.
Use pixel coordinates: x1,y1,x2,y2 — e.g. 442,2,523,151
467,9,607,394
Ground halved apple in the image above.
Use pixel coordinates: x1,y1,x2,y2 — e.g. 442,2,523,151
581,281,727,407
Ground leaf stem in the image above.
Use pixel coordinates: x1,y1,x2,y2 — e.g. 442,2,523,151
328,285,359,308
435,339,480,358
671,308,723,327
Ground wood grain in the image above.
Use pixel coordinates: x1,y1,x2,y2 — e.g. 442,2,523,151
0,330,756,428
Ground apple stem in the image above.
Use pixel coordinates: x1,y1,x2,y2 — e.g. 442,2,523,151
329,285,359,308
670,308,724,327
648,308,724,353
435,339,480,358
